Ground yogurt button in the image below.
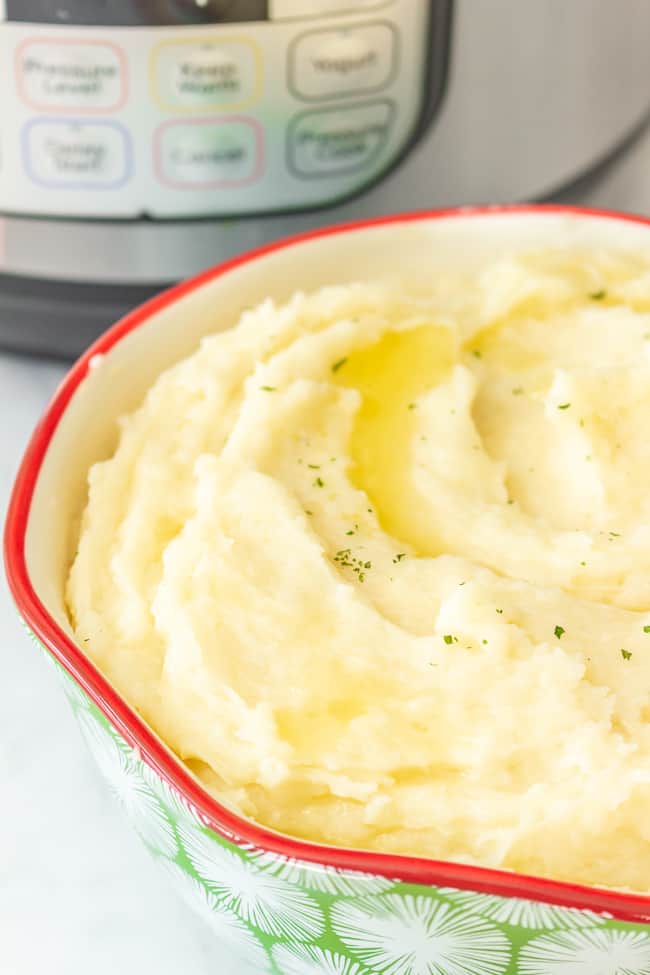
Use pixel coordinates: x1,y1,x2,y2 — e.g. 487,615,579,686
270,0,388,18
290,23,396,100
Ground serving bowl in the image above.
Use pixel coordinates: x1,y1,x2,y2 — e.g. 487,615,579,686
6,206,650,975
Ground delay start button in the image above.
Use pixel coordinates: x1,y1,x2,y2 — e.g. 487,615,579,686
288,100,394,178
23,119,132,189
289,22,396,101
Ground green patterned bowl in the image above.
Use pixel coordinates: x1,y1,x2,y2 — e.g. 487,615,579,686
6,207,650,975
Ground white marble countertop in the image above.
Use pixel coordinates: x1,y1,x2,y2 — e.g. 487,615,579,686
0,357,237,973
1,125,649,973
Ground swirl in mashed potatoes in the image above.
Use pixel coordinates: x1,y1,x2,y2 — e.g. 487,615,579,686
68,245,650,892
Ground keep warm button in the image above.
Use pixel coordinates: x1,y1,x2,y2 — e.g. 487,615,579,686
288,100,394,178
151,39,261,112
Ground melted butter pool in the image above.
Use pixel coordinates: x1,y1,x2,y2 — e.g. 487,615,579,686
333,324,455,549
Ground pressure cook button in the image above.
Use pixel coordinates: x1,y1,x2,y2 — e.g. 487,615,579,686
16,39,126,111
151,39,261,111
288,100,393,177
23,119,132,189
155,118,263,188
290,22,396,100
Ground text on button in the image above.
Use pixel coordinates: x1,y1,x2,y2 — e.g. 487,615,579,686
290,22,396,101
288,100,394,177
151,38,261,112
23,119,132,189
16,38,127,111
155,118,263,187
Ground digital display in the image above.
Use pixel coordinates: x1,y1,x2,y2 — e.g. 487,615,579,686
5,0,269,25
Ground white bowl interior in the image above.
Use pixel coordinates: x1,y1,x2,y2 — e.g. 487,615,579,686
24,211,650,637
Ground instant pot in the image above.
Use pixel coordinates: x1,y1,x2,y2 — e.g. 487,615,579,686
1,0,649,356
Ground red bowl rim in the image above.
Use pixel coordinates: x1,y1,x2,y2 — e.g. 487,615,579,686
5,204,650,923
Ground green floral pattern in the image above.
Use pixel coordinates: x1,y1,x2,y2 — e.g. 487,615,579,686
34,638,650,975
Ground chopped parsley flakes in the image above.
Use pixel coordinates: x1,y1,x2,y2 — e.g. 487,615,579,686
331,357,348,373
554,625,565,640
443,634,458,645
260,385,276,391
333,548,371,582
589,289,606,300
313,476,324,487
558,403,571,410
620,649,633,661
644,625,650,634
393,553,406,563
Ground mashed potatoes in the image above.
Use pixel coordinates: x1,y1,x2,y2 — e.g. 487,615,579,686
67,245,650,892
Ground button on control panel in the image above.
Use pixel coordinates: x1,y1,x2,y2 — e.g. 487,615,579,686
155,117,262,187
270,1,391,18
0,2,431,218
289,99,393,177
23,119,131,189
289,23,396,101
151,38,261,112
16,38,127,112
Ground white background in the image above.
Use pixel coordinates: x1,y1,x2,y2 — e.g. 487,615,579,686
0,360,243,972
1,126,649,972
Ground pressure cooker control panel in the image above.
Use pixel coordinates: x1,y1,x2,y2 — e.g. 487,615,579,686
0,2,433,218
